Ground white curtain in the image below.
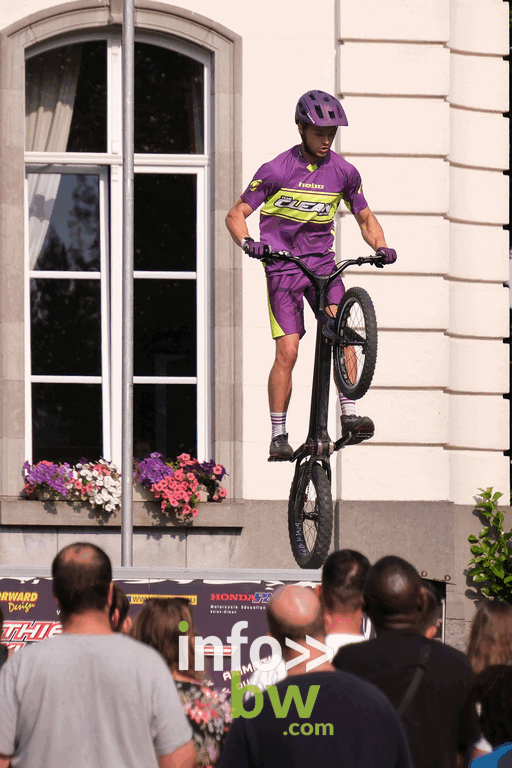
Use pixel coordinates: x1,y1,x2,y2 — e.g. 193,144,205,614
26,45,82,269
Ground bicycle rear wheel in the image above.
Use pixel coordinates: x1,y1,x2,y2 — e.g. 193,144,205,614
333,286,377,400
288,461,333,569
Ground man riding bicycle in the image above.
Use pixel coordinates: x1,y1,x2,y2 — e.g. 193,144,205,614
226,90,397,461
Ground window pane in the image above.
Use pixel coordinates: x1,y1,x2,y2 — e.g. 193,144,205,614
29,174,100,272
25,42,106,154
134,280,196,377
134,174,196,271
32,384,102,464
134,42,204,154
134,384,196,459
31,279,101,375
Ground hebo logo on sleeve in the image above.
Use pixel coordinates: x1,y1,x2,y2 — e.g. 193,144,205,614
262,187,342,224
249,179,263,191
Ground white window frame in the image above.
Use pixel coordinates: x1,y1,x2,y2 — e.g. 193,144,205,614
24,32,212,467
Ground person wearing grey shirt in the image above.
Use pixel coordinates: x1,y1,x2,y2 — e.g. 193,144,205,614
0,542,195,768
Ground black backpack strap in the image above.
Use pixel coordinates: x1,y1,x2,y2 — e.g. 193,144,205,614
396,642,432,717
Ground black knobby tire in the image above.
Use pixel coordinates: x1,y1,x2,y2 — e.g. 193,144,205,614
333,286,378,400
288,462,333,569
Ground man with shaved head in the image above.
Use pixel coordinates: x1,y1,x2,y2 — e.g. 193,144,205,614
0,542,195,768
333,555,479,768
219,585,413,768
247,550,370,694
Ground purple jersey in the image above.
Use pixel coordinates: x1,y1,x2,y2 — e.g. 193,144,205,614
240,145,368,273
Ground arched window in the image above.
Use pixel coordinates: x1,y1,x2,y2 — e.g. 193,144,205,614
0,4,240,499
25,35,211,466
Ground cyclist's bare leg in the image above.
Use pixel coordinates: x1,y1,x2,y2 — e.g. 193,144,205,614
268,333,300,412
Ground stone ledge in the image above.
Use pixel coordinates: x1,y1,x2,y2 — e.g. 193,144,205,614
0,498,244,528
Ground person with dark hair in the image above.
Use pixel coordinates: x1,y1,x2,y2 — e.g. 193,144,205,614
131,597,232,768
468,666,512,766
247,549,370,694
319,549,371,640
0,542,195,768
333,555,480,768
109,583,133,633
219,585,413,768
0,605,7,670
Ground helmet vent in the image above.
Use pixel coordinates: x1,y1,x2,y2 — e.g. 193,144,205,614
314,105,323,118
328,110,335,119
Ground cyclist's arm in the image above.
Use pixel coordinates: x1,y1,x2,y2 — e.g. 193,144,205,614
225,198,255,246
354,206,387,251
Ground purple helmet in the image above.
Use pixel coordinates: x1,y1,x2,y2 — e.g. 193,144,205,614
295,90,348,127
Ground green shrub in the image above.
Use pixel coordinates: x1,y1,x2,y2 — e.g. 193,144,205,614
467,487,512,600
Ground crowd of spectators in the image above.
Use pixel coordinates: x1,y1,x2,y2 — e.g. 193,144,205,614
0,542,511,768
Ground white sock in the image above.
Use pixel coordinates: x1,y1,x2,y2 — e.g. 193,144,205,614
270,412,287,438
339,394,356,417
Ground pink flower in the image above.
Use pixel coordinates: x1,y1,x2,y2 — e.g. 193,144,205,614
174,469,185,481
219,487,227,498
186,472,195,481
84,484,93,492
213,465,223,475
213,495,218,501
192,509,199,517
177,453,191,466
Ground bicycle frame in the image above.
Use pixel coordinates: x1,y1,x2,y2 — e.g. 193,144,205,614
264,250,384,468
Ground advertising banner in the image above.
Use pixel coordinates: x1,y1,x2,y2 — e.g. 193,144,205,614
0,576,319,691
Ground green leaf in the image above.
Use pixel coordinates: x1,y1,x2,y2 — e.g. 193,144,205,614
489,543,500,556
492,566,505,579
479,528,489,537
468,535,478,543
492,492,504,503
471,546,484,555
503,576,512,584
473,575,488,583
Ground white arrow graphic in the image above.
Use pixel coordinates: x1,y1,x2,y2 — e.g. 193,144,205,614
305,636,334,672
284,638,311,670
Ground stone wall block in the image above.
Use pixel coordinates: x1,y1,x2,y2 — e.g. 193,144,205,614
341,97,449,156
449,166,508,225
341,445,449,501
373,331,448,388
449,337,509,394
349,157,449,214
449,450,510,505
449,281,509,338
449,0,509,55
338,43,450,96
450,54,508,112
449,222,509,282
339,0,449,41
449,394,509,450
449,110,509,170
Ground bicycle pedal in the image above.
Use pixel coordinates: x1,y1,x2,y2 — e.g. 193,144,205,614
345,429,374,446
268,455,293,463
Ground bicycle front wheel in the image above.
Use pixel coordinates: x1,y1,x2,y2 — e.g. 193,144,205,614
288,462,333,569
333,286,377,400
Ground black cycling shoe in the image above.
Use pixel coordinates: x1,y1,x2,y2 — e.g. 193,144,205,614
341,415,375,445
268,433,294,462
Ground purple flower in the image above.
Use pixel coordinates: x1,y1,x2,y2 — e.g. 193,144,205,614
24,461,73,497
134,453,174,488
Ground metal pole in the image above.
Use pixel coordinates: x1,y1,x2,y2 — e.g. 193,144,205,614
121,0,135,566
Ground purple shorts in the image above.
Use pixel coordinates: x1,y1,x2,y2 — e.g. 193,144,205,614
266,255,345,339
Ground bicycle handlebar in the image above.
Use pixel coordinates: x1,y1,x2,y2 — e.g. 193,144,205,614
261,250,390,277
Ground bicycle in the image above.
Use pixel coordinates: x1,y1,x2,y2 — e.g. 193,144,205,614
262,249,389,569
